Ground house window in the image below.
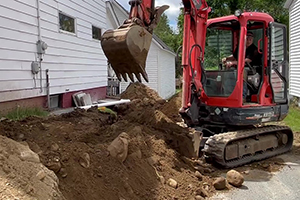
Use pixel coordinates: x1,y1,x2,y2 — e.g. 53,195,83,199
59,12,75,33
92,26,101,40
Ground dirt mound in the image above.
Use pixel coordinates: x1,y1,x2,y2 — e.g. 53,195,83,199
121,82,163,102
0,135,64,200
1,83,293,200
161,92,183,122
0,84,217,200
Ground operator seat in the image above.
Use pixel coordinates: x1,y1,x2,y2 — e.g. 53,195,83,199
245,49,263,102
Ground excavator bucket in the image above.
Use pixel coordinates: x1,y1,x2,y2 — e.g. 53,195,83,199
101,24,152,82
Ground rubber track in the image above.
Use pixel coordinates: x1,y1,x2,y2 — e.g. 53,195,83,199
203,125,293,168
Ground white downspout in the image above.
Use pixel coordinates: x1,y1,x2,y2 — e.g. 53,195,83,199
37,0,43,93
37,0,42,42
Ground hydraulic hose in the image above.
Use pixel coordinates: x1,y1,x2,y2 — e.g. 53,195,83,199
188,44,206,83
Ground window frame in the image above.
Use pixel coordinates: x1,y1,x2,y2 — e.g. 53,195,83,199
92,25,102,41
58,11,77,35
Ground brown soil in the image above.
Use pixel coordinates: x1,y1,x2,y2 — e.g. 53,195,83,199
0,82,299,200
160,92,183,122
0,83,217,200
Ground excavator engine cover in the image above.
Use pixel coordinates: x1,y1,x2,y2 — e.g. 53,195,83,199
101,24,152,82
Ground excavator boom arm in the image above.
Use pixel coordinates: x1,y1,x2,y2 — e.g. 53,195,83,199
180,0,210,111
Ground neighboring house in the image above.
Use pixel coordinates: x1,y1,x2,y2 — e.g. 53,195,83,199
284,0,300,99
106,0,176,100
0,0,107,113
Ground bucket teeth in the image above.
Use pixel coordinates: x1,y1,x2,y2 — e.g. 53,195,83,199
121,73,128,82
135,73,142,83
116,73,122,82
141,71,149,83
128,73,135,82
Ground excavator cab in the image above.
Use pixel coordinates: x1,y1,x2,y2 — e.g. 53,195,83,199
179,9,293,167
204,20,265,103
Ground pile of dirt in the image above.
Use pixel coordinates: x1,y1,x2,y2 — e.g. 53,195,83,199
160,92,183,122
0,135,64,200
121,82,163,102
0,82,298,200
0,82,218,200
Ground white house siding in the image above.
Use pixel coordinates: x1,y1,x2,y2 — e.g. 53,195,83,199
158,50,175,99
286,0,300,97
0,0,107,104
119,42,159,96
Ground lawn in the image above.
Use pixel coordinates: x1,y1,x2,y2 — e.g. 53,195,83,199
3,107,49,121
284,106,300,132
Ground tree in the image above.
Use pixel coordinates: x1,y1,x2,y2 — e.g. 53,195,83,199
154,13,183,77
207,0,288,25
154,13,178,51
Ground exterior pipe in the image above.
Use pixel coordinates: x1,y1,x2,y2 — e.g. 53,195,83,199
79,99,131,110
46,69,50,109
37,0,42,41
37,0,43,93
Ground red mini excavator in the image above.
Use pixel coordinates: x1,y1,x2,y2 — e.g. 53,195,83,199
101,0,293,168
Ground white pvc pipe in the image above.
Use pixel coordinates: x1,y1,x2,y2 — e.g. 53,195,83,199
37,0,43,93
79,99,131,110
36,0,42,41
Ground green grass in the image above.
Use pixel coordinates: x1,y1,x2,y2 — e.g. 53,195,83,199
4,107,49,121
176,88,182,94
284,106,300,132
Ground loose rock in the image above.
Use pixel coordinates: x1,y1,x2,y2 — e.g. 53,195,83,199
19,150,40,163
195,195,205,200
195,171,203,181
195,188,209,198
79,153,90,168
242,170,250,175
213,177,226,190
46,160,61,173
226,170,244,187
36,170,46,181
167,178,178,189
262,163,269,168
59,168,68,178
51,143,60,151
107,132,129,163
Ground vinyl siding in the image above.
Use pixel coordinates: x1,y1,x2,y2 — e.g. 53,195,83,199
0,0,107,102
120,43,159,94
289,0,300,97
158,50,176,99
